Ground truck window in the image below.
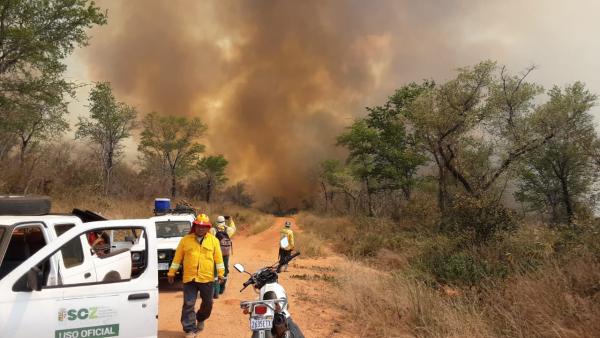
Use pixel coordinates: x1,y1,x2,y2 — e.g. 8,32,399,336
61,236,84,268
14,226,148,291
54,223,75,236
156,220,190,238
0,225,47,280
54,224,84,268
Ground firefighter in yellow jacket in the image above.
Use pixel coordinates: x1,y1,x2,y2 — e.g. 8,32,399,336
168,214,224,338
278,220,295,272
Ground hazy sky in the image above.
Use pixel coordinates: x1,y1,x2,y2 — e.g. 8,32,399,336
65,0,600,202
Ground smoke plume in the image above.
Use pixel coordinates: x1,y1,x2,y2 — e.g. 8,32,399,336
82,0,599,203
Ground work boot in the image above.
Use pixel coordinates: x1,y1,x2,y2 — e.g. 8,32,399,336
197,321,205,332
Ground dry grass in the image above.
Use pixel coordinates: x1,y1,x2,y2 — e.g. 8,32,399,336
296,211,356,239
488,256,600,338
294,231,325,258
331,258,495,338
405,281,494,338
332,256,600,338
51,195,275,232
52,194,150,218
191,203,274,233
297,211,600,338
246,219,272,235
333,260,410,337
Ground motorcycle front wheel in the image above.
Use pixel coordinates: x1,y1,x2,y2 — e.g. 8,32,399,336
251,330,273,338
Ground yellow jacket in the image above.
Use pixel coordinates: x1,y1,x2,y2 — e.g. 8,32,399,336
168,233,224,283
210,219,237,238
280,228,295,250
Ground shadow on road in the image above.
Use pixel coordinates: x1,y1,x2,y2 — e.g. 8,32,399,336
158,278,183,293
158,329,184,338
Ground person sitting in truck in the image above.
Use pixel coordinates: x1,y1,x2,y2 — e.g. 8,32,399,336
87,231,110,256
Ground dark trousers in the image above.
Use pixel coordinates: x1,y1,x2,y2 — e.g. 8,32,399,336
278,248,292,270
181,281,214,333
214,255,230,295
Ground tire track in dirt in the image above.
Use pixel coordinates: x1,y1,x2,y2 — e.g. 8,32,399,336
157,217,357,337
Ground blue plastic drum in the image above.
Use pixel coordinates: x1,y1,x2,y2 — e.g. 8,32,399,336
154,198,171,213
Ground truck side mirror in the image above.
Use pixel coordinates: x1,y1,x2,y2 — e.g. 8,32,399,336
26,267,43,291
233,263,245,273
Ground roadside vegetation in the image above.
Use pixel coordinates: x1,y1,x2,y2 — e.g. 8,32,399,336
299,61,600,337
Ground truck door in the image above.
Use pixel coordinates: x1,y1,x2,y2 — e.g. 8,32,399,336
0,219,158,338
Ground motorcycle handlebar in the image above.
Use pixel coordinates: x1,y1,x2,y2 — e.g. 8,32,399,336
238,251,301,292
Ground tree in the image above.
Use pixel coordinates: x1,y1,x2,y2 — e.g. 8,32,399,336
138,112,207,198
319,160,338,212
515,82,598,225
223,181,254,207
8,74,70,166
336,120,378,216
76,82,137,195
367,83,431,199
0,0,106,77
319,159,358,213
0,0,106,191
196,155,228,203
0,0,107,142
409,61,566,202
336,84,429,216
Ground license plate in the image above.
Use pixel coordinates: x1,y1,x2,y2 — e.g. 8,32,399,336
158,262,170,270
250,316,273,331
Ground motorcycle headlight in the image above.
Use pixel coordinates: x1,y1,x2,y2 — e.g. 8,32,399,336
158,252,167,260
131,252,141,261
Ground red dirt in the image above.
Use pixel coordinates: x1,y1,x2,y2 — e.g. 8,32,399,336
158,217,358,338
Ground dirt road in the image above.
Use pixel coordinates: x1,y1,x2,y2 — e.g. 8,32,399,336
157,218,357,338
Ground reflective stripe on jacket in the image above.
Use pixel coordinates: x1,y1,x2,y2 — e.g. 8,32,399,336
168,233,224,283
280,228,294,250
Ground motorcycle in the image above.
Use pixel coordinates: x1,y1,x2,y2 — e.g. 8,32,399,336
234,251,305,338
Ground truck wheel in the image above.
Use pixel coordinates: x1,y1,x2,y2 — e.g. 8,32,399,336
103,271,121,282
0,196,51,215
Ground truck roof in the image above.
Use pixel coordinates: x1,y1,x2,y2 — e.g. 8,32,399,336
150,214,195,222
0,214,82,227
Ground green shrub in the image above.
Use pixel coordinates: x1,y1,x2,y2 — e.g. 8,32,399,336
350,232,385,257
442,194,518,244
422,248,495,286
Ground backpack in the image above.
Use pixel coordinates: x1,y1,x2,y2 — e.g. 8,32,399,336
216,230,232,256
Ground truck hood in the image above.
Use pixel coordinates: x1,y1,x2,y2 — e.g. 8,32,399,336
156,237,182,250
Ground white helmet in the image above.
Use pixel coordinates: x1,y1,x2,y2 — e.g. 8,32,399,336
216,215,226,224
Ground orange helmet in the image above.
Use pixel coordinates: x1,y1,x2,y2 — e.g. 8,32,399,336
191,213,211,231
196,213,210,223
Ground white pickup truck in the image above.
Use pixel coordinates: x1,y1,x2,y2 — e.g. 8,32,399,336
0,198,159,338
150,213,195,278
